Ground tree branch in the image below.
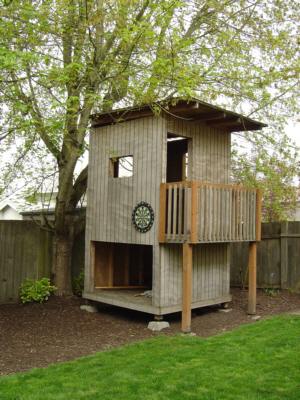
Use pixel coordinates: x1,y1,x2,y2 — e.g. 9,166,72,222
69,165,88,209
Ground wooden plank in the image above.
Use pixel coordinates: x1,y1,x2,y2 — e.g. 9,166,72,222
231,189,235,241
158,183,167,242
248,241,257,314
207,186,212,241
190,181,198,243
183,186,188,240
199,186,205,241
95,286,147,289
256,189,262,241
203,186,209,241
213,187,217,241
167,186,172,239
280,221,288,289
173,184,178,239
218,188,222,241
182,243,193,333
178,183,183,238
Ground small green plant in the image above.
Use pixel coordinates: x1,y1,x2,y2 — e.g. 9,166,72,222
263,288,279,297
19,278,56,304
72,270,84,297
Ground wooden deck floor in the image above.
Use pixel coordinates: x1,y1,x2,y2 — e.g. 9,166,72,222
83,289,158,315
83,289,232,316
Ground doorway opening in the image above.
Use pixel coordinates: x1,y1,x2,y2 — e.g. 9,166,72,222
92,241,152,289
166,134,189,182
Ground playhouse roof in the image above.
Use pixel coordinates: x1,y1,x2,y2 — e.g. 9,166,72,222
91,98,267,132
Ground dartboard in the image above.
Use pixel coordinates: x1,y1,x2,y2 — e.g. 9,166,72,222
132,201,154,233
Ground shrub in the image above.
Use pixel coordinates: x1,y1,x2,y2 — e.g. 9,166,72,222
19,278,56,304
72,270,84,297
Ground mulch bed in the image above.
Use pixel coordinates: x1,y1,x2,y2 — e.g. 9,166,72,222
1,288,300,376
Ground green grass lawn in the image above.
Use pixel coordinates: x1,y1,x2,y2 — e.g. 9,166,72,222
1,315,300,400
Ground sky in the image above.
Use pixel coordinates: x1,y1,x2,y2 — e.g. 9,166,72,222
285,121,300,147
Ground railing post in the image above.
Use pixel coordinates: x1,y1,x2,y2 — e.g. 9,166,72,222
158,183,167,243
190,181,198,243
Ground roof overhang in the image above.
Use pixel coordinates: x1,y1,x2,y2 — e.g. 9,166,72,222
91,98,267,132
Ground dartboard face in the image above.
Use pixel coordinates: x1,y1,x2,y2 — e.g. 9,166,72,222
132,202,154,233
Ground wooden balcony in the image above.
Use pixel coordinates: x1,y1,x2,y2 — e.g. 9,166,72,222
159,181,262,244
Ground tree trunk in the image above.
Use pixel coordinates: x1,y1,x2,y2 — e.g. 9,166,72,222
54,234,73,296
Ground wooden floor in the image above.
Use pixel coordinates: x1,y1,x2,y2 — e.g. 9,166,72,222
83,288,232,316
84,289,157,315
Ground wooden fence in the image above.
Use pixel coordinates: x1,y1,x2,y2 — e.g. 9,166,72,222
1,220,299,304
0,221,53,303
231,222,300,292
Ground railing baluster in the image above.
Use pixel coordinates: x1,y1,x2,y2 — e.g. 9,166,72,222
178,183,183,240
204,185,208,242
232,189,236,241
161,181,257,244
167,186,172,239
173,184,177,240
184,184,188,241
190,181,198,243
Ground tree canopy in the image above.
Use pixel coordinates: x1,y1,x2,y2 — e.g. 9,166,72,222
0,0,299,292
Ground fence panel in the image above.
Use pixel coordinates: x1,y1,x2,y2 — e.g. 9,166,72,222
0,221,53,304
230,222,300,292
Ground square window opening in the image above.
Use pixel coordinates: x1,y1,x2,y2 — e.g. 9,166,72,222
109,155,133,178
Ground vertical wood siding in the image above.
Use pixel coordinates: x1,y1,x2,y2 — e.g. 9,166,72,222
84,116,166,295
87,116,165,245
166,117,231,183
85,114,232,308
159,243,230,306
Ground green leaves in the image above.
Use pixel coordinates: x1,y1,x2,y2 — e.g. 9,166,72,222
1,0,299,219
19,278,57,304
232,129,299,222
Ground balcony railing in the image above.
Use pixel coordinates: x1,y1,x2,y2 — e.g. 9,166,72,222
159,181,261,244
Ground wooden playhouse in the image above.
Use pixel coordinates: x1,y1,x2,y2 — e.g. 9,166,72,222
84,98,265,331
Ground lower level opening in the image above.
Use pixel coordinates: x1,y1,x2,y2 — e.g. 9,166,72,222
93,241,152,289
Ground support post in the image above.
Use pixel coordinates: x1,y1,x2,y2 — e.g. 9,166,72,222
182,243,193,332
248,241,257,315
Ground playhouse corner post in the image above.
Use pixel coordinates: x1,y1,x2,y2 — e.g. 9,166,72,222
248,188,262,315
248,242,257,315
182,243,193,333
